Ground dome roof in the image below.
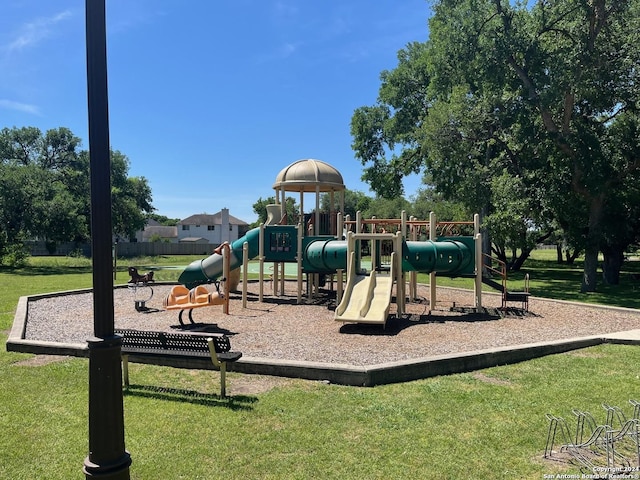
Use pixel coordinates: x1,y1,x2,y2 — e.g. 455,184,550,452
272,159,345,192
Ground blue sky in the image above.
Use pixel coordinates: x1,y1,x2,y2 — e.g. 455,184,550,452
1,1,430,223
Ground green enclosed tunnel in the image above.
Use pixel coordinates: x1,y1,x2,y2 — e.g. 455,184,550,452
178,228,475,288
401,237,475,276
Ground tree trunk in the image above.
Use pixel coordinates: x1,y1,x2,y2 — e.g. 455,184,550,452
581,196,605,293
601,244,625,285
510,248,532,271
565,248,580,264
493,245,507,264
556,244,564,263
581,246,599,292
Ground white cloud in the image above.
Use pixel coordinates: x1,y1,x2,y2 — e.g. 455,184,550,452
108,7,168,35
273,1,299,22
280,42,297,58
0,99,41,115
4,10,73,53
254,41,300,65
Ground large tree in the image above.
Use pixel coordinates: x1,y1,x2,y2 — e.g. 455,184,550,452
97,149,153,240
409,186,469,222
319,189,372,220
0,126,153,261
352,0,640,291
251,196,299,227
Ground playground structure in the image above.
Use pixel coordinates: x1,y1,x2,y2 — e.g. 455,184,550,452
162,243,231,325
175,210,479,314
165,159,527,327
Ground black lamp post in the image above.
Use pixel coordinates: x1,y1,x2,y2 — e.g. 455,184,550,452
83,1,131,478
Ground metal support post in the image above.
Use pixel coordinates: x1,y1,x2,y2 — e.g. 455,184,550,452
83,1,131,478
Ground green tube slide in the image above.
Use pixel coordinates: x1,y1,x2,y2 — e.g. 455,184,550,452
305,238,474,275
178,227,261,288
303,239,348,273
401,240,474,275
178,230,474,288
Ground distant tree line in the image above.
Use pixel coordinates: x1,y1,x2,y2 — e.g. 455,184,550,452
0,126,153,265
252,188,469,231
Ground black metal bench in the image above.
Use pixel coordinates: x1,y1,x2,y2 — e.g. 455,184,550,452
115,329,242,397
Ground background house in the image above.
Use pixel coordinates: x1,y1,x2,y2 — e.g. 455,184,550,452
177,208,250,244
135,219,178,243
29,208,251,257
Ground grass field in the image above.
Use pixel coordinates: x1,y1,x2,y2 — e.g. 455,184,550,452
418,249,640,309
1,251,639,479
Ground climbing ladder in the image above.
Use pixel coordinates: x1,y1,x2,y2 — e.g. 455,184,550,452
481,254,530,311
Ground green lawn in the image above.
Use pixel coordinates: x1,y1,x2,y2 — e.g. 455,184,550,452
1,252,639,479
419,249,640,309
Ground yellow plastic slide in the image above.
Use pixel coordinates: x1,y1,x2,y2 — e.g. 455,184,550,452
334,253,395,326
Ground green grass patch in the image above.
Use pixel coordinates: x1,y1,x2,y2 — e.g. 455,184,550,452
2,343,638,479
1,253,639,478
417,249,640,309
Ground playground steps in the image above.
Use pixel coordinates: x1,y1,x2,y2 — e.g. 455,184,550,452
481,275,530,311
481,276,503,292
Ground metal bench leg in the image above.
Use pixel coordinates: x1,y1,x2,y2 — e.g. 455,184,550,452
122,354,129,388
220,362,227,397
206,337,232,397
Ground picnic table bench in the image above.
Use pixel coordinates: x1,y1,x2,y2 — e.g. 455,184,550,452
115,328,242,397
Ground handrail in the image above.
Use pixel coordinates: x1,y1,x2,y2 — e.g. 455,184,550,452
482,252,507,290
342,219,474,226
343,220,476,237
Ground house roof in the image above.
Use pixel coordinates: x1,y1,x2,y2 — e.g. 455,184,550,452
179,237,209,243
179,210,249,226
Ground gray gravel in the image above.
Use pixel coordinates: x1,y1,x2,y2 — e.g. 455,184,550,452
24,282,640,366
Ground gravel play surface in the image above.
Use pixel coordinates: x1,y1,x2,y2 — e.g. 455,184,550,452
24,281,640,367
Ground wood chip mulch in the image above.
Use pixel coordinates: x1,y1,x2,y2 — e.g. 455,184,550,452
24,282,640,367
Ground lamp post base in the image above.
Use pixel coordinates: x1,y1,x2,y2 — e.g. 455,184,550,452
84,336,131,479
83,454,132,479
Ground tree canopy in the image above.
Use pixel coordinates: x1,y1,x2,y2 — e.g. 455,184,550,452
251,196,299,227
351,0,640,291
0,126,154,264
